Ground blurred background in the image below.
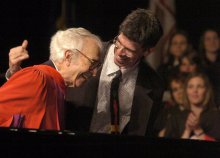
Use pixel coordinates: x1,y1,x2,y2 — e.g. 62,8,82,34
0,0,220,71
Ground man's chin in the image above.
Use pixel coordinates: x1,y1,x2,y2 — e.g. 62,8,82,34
114,58,129,68
115,61,129,68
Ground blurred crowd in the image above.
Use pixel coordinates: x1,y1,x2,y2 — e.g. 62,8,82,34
155,28,220,141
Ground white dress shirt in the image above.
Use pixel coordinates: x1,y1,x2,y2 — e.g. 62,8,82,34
94,44,139,133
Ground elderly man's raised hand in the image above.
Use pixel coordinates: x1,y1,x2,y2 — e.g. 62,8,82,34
9,40,29,75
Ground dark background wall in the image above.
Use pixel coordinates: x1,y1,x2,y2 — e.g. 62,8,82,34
0,0,220,72
0,0,59,71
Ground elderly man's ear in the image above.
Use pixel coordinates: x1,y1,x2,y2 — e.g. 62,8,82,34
64,50,73,66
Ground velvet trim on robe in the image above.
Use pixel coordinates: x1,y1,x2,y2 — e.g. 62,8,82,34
0,65,65,130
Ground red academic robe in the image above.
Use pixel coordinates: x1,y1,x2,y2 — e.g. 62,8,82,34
0,65,66,130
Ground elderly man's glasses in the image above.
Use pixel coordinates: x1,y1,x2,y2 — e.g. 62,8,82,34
73,49,101,71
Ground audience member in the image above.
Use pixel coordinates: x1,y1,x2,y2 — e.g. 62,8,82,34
157,30,192,89
199,28,220,107
155,73,186,137
178,49,203,74
199,28,220,68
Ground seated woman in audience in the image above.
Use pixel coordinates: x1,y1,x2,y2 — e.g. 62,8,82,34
164,72,220,141
178,49,203,74
155,73,187,137
157,30,192,89
199,28,220,68
199,28,220,107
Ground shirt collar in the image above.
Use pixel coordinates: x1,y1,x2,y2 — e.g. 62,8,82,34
106,44,120,76
51,60,59,71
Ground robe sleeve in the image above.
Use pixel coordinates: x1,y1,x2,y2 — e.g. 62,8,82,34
0,66,53,129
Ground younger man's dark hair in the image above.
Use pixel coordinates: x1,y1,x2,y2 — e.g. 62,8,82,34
119,8,163,50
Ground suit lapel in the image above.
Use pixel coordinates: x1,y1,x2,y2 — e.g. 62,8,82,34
126,61,154,135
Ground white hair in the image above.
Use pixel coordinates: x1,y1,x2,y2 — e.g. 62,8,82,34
49,27,102,62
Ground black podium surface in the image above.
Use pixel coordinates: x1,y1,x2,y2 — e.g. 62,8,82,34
0,127,219,158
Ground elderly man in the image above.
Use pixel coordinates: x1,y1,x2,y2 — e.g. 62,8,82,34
0,27,102,130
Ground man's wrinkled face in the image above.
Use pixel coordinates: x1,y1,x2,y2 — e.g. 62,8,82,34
73,49,101,87
64,38,101,87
